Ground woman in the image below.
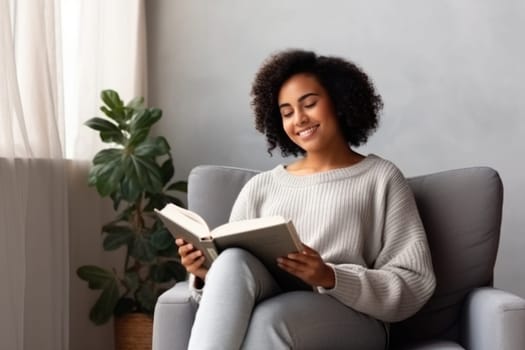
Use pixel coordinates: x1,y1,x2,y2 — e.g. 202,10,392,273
176,49,436,349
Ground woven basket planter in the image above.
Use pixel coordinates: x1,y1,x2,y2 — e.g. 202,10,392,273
114,313,153,350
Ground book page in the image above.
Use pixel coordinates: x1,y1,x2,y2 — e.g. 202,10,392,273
155,204,210,238
211,216,288,237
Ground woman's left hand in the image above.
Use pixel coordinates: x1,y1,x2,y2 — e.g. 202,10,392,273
277,244,335,289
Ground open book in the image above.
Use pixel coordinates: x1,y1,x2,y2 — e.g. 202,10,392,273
155,203,311,291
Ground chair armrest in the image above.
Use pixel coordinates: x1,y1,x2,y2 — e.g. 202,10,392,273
462,287,525,350
152,281,197,350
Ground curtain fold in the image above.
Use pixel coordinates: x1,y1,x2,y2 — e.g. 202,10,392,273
1,1,67,349
12,0,64,158
71,0,148,160
0,1,147,349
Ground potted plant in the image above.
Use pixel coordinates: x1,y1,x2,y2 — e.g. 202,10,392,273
77,90,187,346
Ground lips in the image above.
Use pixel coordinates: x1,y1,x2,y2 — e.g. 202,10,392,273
296,125,319,137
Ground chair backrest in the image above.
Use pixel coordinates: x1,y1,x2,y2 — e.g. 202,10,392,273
187,165,503,346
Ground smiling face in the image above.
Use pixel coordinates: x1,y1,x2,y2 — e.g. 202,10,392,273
278,73,347,156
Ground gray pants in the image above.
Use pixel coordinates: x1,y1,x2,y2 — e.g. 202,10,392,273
188,248,386,350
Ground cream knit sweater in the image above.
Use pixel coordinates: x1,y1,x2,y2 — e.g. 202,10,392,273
227,154,436,323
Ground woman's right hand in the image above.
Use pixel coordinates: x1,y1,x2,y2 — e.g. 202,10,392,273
175,238,208,281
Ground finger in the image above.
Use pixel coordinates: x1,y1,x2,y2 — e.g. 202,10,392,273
286,251,318,264
186,256,206,273
175,238,186,246
300,244,319,256
181,249,203,265
277,257,308,273
278,257,324,283
178,243,195,256
187,249,203,261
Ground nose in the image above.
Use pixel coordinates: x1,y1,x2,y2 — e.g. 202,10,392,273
294,110,308,126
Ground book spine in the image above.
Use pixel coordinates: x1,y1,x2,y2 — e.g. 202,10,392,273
199,239,219,269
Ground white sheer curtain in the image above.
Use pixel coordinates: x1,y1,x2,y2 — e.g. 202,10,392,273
0,1,147,349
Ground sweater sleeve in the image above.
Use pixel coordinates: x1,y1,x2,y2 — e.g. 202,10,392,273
318,169,436,322
228,178,256,222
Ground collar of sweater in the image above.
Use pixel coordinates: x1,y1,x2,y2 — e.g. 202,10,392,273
273,154,379,187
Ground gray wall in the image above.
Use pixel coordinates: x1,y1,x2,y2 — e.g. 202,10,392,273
146,0,525,297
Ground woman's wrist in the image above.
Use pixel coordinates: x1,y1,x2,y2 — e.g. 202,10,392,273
320,264,335,289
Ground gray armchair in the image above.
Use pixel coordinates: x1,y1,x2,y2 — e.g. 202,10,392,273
153,165,525,349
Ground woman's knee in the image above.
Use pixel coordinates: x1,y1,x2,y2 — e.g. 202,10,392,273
206,248,280,299
214,247,256,266
205,248,251,282
208,248,271,282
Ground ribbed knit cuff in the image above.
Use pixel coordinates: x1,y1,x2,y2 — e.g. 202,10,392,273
317,263,364,304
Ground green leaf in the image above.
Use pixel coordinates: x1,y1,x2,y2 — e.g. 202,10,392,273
136,285,156,313
84,117,125,144
91,158,124,197
150,261,185,284
93,149,122,165
134,137,168,158
149,108,162,123
130,108,162,133
130,155,163,194
157,243,179,258
120,155,143,201
166,181,188,193
150,228,173,250
102,225,135,251
110,191,122,211
131,234,156,262
100,130,125,145
152,217,164,231
160,158,174,186
126,96,144,110
113,205,134,222
77,266,115,290
133,141,158,158
89,279,120,325
166,195,185,208
120,175,142,202
154,136,170,154
101,90,124,110
127,128,149,148
150,261,186,283
150,264,170,283
85,117,119,133
100,105,126,124
123,271,140,294
143,193,168,212
126,109,163,148
87,164,102,187
164,260,187,281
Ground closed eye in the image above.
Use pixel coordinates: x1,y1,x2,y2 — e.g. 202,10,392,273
304,101,317,108
281,109,293,118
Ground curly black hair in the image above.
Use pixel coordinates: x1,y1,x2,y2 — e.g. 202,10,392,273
250,49,383,157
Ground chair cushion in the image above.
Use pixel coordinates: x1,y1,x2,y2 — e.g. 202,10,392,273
390,167,503,346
